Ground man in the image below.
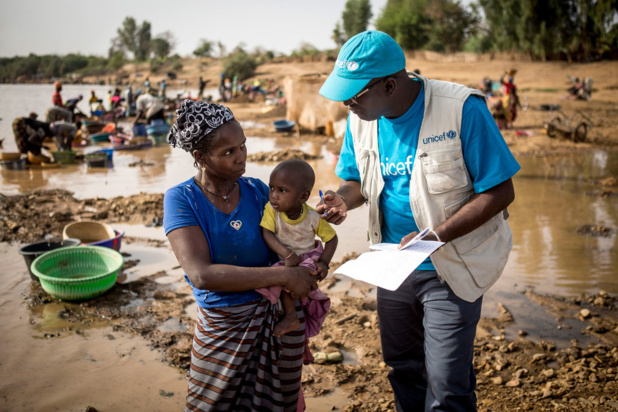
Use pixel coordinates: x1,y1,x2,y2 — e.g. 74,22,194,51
12,114,50,157
52,81,63,107
50,120,81,151
198,76,207,100
133,90,165,125
64,94,84,120
317,31,520,411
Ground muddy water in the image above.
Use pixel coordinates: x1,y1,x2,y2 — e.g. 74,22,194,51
1,85,617,410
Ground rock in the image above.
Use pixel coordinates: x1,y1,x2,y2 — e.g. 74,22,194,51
518,330,528,337
531,353,546,364
541,368,555,378
492,376,503,385
580,308,591,318
506,379,520,387
515,368,528,379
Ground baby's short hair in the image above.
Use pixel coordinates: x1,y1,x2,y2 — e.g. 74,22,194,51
272,159,315,192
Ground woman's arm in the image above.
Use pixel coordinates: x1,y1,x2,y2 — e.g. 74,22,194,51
167,225,317,299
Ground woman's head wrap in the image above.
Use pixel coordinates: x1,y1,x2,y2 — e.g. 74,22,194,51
168,100,235,152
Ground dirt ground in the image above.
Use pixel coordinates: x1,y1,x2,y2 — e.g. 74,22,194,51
3,56,618,411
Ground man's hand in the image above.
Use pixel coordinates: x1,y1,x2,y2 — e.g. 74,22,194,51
316,191,348,225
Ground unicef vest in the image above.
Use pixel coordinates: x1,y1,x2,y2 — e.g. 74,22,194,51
349,73,513,302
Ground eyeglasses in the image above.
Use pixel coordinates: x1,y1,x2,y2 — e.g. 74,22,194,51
348,77,390,105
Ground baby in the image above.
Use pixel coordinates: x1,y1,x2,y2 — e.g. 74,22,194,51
258,159,338,337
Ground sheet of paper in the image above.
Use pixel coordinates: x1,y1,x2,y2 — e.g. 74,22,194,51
334,240,443,291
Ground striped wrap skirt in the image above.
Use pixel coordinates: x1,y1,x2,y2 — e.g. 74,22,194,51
185,297,305,412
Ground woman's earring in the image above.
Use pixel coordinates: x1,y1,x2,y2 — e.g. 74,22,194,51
201,166,206,186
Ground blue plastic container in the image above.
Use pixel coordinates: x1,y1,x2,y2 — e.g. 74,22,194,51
132,124,147,137
92,148,114,162
273,119,296,132
88,229,125,252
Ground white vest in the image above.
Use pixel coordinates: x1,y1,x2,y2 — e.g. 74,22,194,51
348,73,513,302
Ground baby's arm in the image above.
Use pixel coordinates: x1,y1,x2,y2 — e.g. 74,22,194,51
261,227,302,266
316,234,338,280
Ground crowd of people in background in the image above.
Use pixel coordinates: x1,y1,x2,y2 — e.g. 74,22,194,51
11,72,286,165
12,81,85,164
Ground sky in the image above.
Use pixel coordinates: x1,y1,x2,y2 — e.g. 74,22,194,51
0,0,393,58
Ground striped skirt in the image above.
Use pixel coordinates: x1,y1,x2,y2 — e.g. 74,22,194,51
186,298,305,412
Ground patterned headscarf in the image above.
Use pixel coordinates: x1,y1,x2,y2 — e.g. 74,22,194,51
167,100,235,152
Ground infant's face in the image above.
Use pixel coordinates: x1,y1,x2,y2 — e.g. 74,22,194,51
268,170,304,215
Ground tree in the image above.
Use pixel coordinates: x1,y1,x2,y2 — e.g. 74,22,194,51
222,51,258,81
423,0,479,52
332,22,347,48
375,0,479,52
151,31,176,60
193,39,214,58
478,0,618,61
114,17,152,61
342,0,373,39
217,41,227,58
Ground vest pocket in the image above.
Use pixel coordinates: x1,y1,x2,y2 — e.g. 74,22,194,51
421,150,470,194
452,216,510,288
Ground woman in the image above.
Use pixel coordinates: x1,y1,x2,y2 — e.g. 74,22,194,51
164,100,318,411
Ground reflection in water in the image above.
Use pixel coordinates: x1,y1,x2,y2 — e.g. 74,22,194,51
505,152,617,296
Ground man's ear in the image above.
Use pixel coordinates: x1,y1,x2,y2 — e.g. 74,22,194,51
385,77,397,95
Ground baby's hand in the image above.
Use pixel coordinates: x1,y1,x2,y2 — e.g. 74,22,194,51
284,253,301,267
315,260,329,280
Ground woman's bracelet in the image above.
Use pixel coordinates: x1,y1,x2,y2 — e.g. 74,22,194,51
284,251,295,260
429,229,442,242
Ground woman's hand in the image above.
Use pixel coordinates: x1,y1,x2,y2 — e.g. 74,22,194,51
316,191,348,225
284,266,318,300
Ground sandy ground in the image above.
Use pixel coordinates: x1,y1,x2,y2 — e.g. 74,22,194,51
2,56,618,411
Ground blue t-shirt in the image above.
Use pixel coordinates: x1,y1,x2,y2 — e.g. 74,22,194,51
336,82,520,270
163,176,274,307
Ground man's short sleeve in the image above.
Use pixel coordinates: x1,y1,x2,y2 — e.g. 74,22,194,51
461,95,520,193
335,117,361,182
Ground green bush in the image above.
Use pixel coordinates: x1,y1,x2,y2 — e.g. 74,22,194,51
222,52,258,81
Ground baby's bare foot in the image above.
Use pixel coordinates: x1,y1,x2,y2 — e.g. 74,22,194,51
273,315,300,337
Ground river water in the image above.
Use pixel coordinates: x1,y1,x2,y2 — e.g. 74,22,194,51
2,84,616,297
1,84,617,409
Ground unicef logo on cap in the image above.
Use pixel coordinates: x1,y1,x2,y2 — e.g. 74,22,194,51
347,61,359,71
447,130,457,139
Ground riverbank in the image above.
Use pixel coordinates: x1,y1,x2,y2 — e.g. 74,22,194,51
1,183,616,411
1,55,617,411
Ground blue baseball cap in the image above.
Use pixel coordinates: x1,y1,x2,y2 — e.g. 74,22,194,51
319,31,406,102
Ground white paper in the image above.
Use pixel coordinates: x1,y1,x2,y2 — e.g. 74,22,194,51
334,240,444,291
